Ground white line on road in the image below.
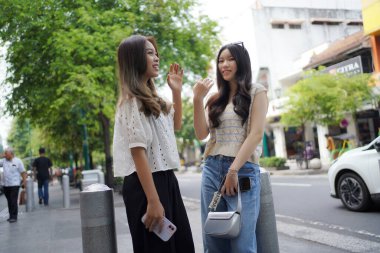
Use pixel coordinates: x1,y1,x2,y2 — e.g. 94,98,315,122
182,196,200,204
277,220,380,253
181,196,380,252
271,182,312,187
277,214,380,240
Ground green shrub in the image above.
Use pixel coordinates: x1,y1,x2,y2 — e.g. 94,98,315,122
259,157,286,168
114,177,124,186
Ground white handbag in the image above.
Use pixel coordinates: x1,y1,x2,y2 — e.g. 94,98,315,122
204,180,242,239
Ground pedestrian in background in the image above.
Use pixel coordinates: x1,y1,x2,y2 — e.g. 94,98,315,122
0,147,27,223
112,35,195,253
75,166,83,191
325,134,336,160
193,42,268,253
33,147,52,206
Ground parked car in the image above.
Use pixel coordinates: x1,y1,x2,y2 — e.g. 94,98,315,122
328,136,380,211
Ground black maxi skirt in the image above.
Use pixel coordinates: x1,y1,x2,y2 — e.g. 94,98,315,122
123,170,195,253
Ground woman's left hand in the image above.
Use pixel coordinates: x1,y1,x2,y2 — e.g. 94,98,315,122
221,172,239,196
167,63,183,93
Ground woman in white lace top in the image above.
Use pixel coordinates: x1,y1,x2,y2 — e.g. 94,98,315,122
113,35,194,253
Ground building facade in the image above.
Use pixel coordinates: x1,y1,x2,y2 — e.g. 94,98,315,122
237,1,366,164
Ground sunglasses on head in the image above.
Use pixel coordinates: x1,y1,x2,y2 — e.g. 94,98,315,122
226,41,244,49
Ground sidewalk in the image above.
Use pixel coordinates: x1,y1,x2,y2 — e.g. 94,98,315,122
0,167,330,253
268,159,329,176
0,181,203,253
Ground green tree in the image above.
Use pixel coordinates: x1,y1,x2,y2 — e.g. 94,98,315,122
281,70,373,168
175,97,196,158
6,118,40,169
0,135,4,153
0,0,220,186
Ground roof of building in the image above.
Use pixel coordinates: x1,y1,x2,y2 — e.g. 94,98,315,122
304,31,370,70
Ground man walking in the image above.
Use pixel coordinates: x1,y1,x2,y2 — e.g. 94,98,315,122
33,148,52,206
0,147,27,223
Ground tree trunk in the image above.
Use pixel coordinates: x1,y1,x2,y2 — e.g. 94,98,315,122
98,111,113,188
352,112,360,147
302,123,309,169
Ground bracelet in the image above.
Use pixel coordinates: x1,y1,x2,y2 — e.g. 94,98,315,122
227,169,238,176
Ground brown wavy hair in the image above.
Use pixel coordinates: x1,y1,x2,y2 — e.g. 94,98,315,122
207,43,252,128
117,35,168,117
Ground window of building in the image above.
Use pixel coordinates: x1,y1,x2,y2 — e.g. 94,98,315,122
289,24,302,29
347,21,363,26
311,18,343,26
272,23,285,29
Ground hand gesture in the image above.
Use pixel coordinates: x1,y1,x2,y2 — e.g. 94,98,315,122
221,172,238,196
193,78,214,101
167,63,183,93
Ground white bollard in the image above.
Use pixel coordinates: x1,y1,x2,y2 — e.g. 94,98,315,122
256,170,280,253
80,184,117,253
98,170,105,185
25,176,34,212
62,174,70,208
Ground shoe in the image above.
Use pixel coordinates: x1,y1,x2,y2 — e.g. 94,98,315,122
8,218,17,223
6,218,10,222
39,198,43,204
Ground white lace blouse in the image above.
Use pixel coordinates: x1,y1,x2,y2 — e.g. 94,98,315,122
112,97,180,177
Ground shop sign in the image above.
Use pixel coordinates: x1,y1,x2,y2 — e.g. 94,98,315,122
323,56,363,76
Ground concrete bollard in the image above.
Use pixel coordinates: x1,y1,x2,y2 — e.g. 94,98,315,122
98,170,105,185
80,184,117,253
62,174,70,208
256,170,280,253
25,176,34,212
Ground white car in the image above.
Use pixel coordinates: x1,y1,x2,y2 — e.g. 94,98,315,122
328,136,380,211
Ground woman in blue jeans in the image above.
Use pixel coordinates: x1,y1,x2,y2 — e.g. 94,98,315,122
193,42,268,253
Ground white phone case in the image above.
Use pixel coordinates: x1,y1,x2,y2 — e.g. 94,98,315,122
141,214,177,241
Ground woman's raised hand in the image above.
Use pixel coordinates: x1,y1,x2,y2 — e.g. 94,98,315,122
167,63,183,93
193,78,214,101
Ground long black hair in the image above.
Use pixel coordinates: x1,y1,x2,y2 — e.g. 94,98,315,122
207,43,252,128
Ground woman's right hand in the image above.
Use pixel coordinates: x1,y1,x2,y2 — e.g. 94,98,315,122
143,199,165,232
193,78,214,101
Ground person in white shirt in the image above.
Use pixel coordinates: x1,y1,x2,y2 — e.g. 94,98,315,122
113,35,194,253
0,147,27,223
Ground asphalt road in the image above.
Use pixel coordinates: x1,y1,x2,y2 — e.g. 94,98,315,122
271,175,380,236
177,172,380,253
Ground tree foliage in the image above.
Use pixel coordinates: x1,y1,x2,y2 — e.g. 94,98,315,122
281,70,373,128
175,97,196,156
0,0,220,185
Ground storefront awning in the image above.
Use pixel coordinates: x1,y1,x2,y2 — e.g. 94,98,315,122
304,31,370,70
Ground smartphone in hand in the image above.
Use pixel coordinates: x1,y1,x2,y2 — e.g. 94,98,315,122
141,214,177,241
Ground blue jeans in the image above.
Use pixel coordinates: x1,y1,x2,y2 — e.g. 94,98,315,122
201,155,261,253
38,179,49,205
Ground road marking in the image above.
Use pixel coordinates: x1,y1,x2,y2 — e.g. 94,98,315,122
271,182,312,187
182,196,200,204
277,220,380,253
277,214,380,240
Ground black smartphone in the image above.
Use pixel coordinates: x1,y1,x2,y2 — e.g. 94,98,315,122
239,177,251,192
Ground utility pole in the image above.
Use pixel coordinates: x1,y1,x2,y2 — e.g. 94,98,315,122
81,109,90,170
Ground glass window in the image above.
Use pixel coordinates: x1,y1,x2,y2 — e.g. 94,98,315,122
272,23,285,29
